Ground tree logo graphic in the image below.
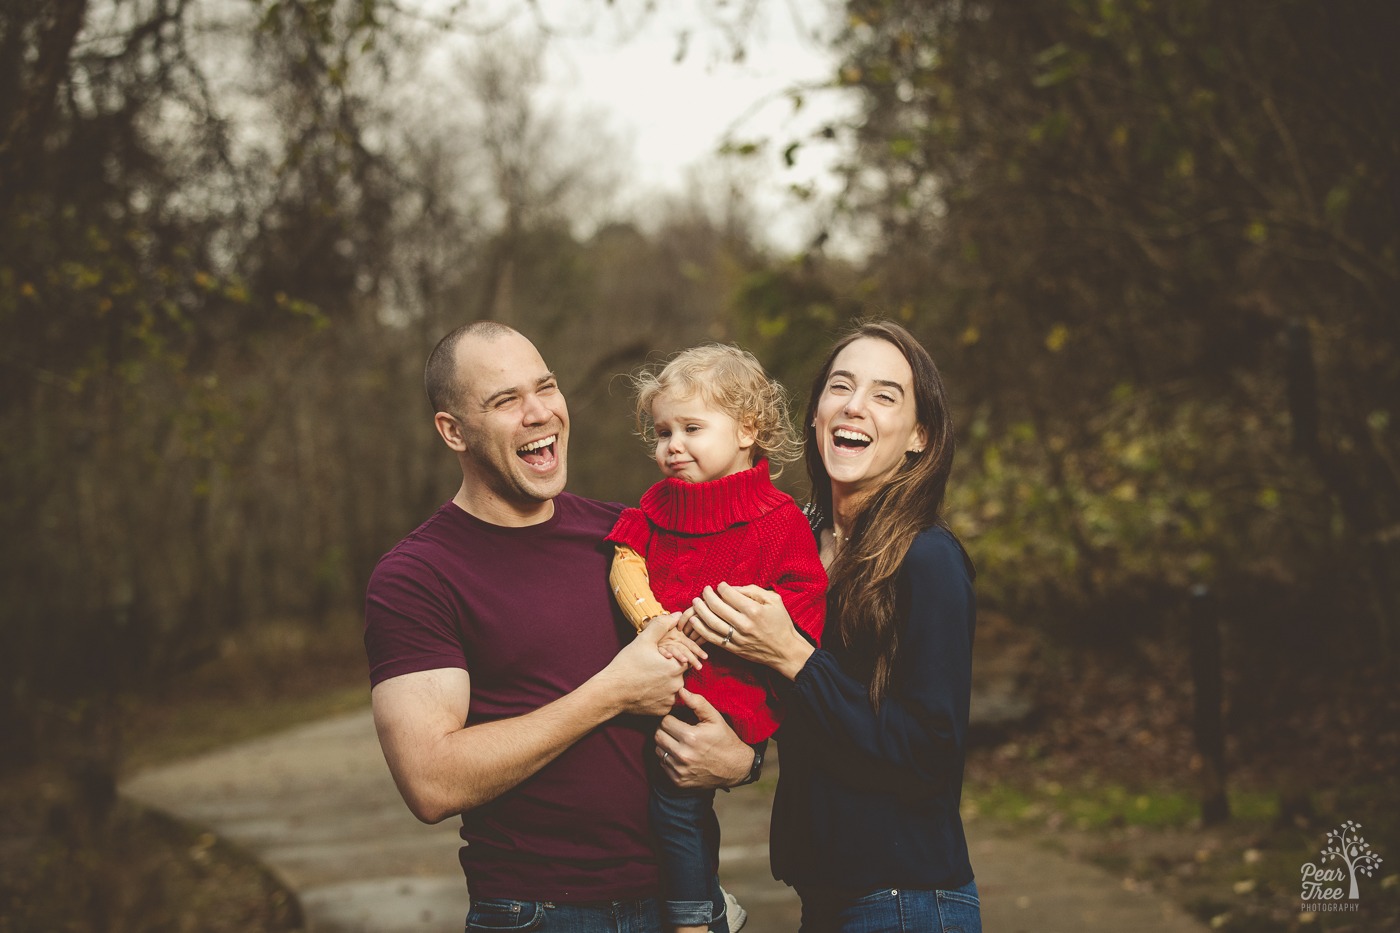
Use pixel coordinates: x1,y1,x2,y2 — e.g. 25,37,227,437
1300,820,1384,909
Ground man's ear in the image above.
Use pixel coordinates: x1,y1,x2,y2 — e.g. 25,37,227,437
434,412,469,453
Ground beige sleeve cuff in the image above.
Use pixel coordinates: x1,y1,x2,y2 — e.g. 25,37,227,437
610,544,668,633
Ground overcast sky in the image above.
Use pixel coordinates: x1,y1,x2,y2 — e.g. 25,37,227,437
515,0,857,251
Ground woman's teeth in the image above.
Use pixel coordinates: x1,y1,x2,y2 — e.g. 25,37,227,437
833,429,872,449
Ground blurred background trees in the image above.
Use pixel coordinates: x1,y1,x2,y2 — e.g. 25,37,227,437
2,0,1395,821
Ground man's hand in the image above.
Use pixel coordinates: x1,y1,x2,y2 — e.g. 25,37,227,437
596,613,686,716
655,688,756,789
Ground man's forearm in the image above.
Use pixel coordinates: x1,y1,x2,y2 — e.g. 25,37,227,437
377,623,683,823
426,676,627,817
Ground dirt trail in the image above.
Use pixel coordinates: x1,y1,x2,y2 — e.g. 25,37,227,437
122,708,1206,932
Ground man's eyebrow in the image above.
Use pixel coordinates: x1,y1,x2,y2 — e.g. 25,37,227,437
480,372,557,408
828,369,906,393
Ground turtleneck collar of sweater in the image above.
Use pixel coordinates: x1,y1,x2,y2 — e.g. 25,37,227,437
637,460,791,535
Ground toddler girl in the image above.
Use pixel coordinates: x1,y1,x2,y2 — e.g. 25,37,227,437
608,344,826,933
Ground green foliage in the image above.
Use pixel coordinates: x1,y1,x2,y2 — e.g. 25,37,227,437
948,384,1327,612
730,263,866,415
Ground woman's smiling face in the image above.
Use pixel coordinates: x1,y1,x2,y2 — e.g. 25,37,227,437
813,336,927,500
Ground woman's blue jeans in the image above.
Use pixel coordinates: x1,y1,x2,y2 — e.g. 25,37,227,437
795,880,981,933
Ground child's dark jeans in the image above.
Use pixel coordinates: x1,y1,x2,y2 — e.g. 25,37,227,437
650,778,728,931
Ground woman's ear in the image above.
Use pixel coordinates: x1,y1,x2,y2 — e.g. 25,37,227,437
907,424,928,456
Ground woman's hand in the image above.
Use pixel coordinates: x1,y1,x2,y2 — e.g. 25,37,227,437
654,688,755,789
687,583,815,681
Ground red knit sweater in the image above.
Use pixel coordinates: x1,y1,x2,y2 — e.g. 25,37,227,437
607,462,827,742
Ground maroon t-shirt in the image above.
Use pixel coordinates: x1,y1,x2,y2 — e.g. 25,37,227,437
364,493,659,901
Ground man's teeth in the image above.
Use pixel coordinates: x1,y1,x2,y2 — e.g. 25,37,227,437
834,429,872,444
517,435,556,453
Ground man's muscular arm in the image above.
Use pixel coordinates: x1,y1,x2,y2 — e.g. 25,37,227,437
372,615,687,823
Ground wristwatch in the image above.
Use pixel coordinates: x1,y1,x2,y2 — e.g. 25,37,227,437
733,743,766,787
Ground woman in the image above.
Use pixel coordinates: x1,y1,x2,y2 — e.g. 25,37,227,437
683,321,980,932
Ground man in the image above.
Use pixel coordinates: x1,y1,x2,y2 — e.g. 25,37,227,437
365,322,752,932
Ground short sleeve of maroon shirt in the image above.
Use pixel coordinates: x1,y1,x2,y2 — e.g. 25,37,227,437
364,493,659,902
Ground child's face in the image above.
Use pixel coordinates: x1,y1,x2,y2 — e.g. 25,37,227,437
651,390,757,483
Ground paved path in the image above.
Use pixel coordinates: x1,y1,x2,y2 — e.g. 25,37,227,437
122,709,1206,932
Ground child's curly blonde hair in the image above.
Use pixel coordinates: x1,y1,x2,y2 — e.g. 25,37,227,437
632,344,803,474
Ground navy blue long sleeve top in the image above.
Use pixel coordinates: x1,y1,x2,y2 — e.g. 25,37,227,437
770,525,977,892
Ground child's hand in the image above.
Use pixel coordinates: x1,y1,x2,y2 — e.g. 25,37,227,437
677,606,699,639
657,626,708,672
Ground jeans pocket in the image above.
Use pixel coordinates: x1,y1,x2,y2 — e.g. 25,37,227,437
934,885,981,933
849,887,899,906
466,897,543,931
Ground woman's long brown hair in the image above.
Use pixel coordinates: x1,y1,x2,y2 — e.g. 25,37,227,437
805,321,958,707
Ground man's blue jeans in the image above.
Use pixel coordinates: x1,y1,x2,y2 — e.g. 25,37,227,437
795,880,982,933
465,896,663,932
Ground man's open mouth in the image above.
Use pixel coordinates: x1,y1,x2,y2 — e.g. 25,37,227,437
517,434,558,467
833,428,872,451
